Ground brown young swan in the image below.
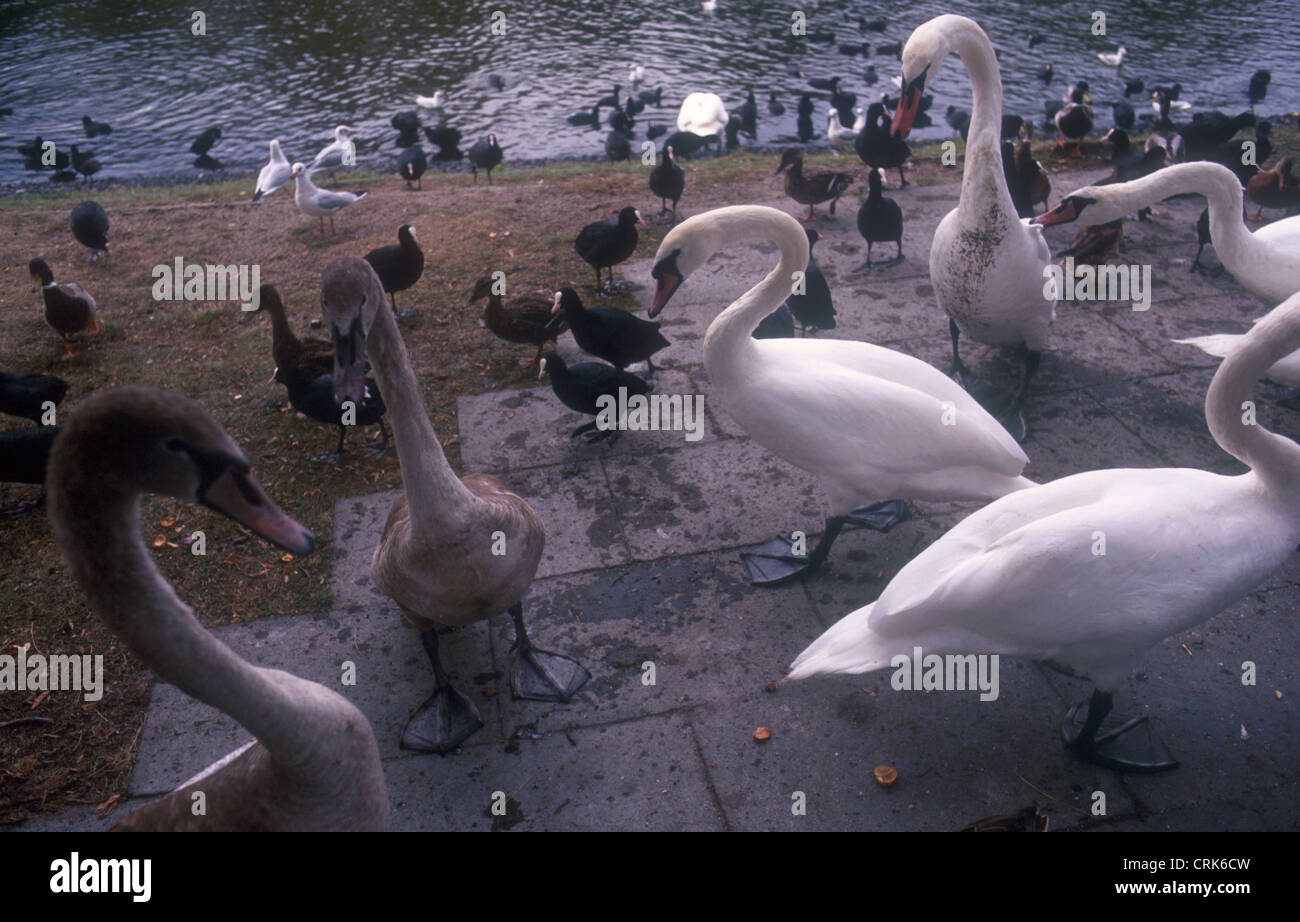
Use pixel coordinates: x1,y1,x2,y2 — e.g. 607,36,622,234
322,258,590,753
47,386,388,830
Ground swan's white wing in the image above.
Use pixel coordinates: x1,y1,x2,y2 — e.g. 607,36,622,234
792,469,1284,684
756,338,1029,465
730,345,1029,505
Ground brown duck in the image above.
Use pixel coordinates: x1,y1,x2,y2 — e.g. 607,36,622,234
466,274,567,366
775,148,855,220
28,258,98,360
1060,220,1124,268
1245,157,1300,221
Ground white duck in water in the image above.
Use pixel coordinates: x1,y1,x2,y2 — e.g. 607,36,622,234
1035,162,1300,387
891,15,1056,442
47,387,388,829
649,205,1034,586
789,290,1300,772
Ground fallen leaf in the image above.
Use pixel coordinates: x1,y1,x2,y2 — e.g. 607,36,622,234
151,535,166,548
753,727,771,742
873,765,898,786
483,687,498,698
159,517,175,527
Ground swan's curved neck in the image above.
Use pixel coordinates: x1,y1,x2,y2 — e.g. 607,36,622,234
701,208,809,380
366,299,475,536
941,20,1012,216
1100,164,1252,260
1206,297,1300,490
52,489,319,763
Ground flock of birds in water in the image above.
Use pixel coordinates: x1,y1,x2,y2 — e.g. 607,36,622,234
4,10,1300,830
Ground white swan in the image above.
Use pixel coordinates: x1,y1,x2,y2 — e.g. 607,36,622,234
677,92,729,138
789,290,1300,771
252,139,291,202
322,258,589,753
628,63,645,85
891,15,1057,440
1034,162,1300,304
648,205,1034,586
47,387,388,830
415,90,445,109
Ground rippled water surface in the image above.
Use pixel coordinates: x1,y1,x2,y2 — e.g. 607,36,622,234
1,0,1297,185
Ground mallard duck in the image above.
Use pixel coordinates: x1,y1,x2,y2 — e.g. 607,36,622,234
575,206,641,290
47,386,387,829
28,258,98,359
1059,219,1124,267
1146,92,1185,162
1013,140,1051,215
468,274,564,366
467,134,504,184
538,352,653,440
774,148,854,221
855,169,903,269
363,224,424,314
324,259,589,753
256,284,334,380
551,287,669,372
1054,81,1093,155
1246,157,1300,221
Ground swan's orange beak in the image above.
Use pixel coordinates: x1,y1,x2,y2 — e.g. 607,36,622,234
891,70,927,137
649,254,683,318
202,467,316,555
1032,198,1082,226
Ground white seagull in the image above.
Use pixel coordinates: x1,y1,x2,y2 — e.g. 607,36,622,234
307,125,358,177
291,162,366,235
252,139,291,202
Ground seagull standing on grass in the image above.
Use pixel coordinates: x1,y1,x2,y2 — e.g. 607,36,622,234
291,162,366,235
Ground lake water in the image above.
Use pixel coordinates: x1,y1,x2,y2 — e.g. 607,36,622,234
1,0,1297,186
